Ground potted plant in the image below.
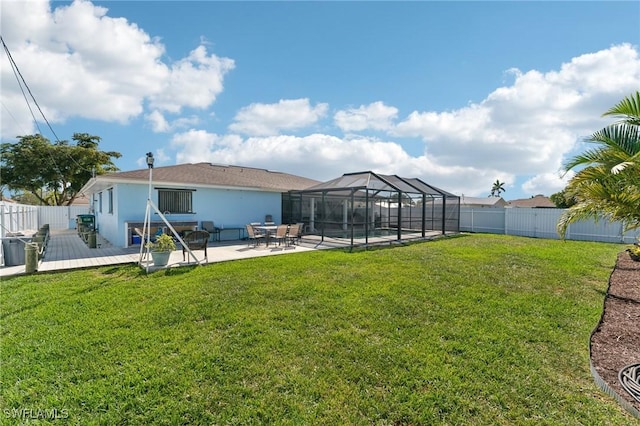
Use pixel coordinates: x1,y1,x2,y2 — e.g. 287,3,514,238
146,233,176,266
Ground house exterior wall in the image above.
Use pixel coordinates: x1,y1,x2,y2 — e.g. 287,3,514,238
93,184,124,246
91,183,284,247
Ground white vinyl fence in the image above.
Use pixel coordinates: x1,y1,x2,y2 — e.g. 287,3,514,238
37,205,90,231
0,203,90,237
460,207,640,244
0,202,39,237
1,202,90,267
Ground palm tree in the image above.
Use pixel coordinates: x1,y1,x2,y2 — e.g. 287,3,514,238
557,91,640,238
490,180,506,197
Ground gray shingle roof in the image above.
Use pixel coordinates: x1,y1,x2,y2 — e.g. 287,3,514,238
96,163,319,192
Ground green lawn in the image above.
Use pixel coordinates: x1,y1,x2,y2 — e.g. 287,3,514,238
1,234,636,424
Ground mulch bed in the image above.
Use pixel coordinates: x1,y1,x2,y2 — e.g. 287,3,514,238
590,251,640,414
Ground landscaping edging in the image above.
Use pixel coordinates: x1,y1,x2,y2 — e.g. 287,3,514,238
589,255,640,420
590,362,640,419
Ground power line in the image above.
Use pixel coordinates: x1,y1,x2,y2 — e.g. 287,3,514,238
1,34,65,186
1,35,99,180
1,35,62,143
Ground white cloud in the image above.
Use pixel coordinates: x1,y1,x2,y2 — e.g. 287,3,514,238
148,45,234,114
3,1,637,203
228,98,328,136
146,110,170,133
170,129,506,196
169,44,639,198
0,0,233,139
334,101,398,132
171,130,244,164
392,43,640,195
145,110,200,133
522,171,575,196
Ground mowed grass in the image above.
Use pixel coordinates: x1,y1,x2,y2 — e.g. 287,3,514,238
0,234,635,424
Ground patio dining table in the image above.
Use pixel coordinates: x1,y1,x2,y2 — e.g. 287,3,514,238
253,225,278,246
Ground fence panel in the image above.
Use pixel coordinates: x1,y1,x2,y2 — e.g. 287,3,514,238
460,207,639,243
505,208,563,239
38,206,90,230
0,202,39,238
566,218,627,243
459,208,505,234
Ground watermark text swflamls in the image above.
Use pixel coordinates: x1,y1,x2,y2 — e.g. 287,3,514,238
3,408,69,420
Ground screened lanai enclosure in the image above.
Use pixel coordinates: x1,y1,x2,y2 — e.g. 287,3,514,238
282,171,460,248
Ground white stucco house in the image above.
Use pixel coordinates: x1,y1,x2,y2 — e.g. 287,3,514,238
79,163,319,248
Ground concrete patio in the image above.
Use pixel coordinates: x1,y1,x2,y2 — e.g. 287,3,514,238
0,229,320,277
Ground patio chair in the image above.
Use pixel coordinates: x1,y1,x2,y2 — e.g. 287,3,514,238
269,224,288,246
182,230,210,263
201,221,221,242
296,222,304,243
250,222,265,236
286,223,300,246
246,224,265,247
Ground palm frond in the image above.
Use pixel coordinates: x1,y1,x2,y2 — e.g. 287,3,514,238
588,124,640,156
603,90,640,125
557,202,606,239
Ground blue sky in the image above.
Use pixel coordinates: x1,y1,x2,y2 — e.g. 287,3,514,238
2,1,639,200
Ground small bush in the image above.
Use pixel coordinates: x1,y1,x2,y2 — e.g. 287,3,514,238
145,233,176,252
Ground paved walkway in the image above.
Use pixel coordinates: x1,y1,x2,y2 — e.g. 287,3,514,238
0,229,319,277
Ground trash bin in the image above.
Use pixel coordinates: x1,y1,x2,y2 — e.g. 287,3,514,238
2,237,31,266
76,214,95,233
88,231,97,249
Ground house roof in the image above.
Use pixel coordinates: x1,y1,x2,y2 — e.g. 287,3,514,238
69,193,90,206
508,195,556,208
460,196,508,207
80,163,320,194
